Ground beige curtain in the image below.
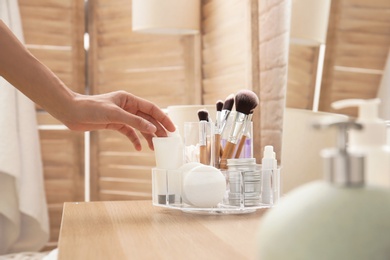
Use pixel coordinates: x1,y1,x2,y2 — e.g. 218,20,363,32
0,0,49,254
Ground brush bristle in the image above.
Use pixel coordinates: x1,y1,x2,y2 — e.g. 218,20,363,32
222,94,235,111
216,100,224,112
235,90,259,115
197,109,209,121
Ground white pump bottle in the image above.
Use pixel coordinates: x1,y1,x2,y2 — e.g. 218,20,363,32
256,120,390,260
332,98,390,188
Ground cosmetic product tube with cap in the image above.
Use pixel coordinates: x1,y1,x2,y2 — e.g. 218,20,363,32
152,129,183,204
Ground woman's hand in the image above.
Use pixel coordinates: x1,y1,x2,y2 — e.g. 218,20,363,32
61,91,175,151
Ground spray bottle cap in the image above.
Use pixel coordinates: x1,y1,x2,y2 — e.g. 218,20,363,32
263,145,275,159
331,98,386,146
313,119,365,187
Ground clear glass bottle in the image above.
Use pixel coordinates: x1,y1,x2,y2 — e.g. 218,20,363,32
226,158,261,207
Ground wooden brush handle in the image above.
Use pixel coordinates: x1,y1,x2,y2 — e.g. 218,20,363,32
234,135,247,158
200,145,208,165
220,142,236,170
214,134,221,168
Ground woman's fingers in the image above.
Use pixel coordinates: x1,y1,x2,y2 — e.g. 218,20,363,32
122,93,176,133
136,111,168,137
107,106,157,135
105,123,142,151
62,92,177,151
141,132,155,151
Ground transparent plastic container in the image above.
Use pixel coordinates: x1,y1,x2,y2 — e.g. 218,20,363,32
152,168,182,205
226,158,262,207
183,122,214,166
183,114,254,170
220,113,254,159
152,165,281,215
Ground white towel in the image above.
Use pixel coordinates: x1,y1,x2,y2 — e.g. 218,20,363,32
0,0,49,254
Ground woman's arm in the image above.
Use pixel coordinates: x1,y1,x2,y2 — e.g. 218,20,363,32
0,20,175,150
0,20,75,121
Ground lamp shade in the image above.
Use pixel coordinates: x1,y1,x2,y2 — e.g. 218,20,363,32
132,0,200,35
290,0,331,45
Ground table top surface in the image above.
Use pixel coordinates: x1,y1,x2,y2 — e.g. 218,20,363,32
57,200,268,260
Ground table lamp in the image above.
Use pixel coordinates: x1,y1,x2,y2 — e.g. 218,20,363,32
290,0,331,46
132,0,200,35
290,0,332,111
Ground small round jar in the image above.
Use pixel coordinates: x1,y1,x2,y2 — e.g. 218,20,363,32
226,158,261,206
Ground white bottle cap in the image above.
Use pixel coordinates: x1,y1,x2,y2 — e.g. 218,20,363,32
263,145,275,159
331,98,386,146
332,99,381,123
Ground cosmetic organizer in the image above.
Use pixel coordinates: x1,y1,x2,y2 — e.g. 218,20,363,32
151,165,281,215
152,118,280,215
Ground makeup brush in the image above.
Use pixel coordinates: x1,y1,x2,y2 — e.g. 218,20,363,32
219,94,235,134
214,95,234,168
215,100,224,128
220,90,259,169
198,109,209,165
234,110,253,158
198,109,209,121
213,100,224,168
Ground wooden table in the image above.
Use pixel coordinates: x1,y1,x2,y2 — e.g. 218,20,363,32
57,200,268,260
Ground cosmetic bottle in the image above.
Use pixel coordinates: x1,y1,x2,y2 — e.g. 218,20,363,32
226,158,261,206
261,146,277,204
152,129,184,204
332,98,390,188
256,120,390,260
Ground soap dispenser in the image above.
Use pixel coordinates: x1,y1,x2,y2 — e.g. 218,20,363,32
256,120,390,260
332,98,390,187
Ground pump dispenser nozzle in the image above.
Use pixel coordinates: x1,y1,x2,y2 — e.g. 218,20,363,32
332,98,386,147
332,98,381,122
313,120,365,187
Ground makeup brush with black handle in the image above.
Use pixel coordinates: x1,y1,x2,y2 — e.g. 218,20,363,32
220,90,259,169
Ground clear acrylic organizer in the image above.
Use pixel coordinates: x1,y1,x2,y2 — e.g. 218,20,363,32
152,166,281,215
152,118,280,215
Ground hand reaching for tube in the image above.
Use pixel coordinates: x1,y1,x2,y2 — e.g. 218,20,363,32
60,91,176,151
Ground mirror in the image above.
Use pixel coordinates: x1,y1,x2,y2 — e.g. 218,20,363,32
286,0,390,118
